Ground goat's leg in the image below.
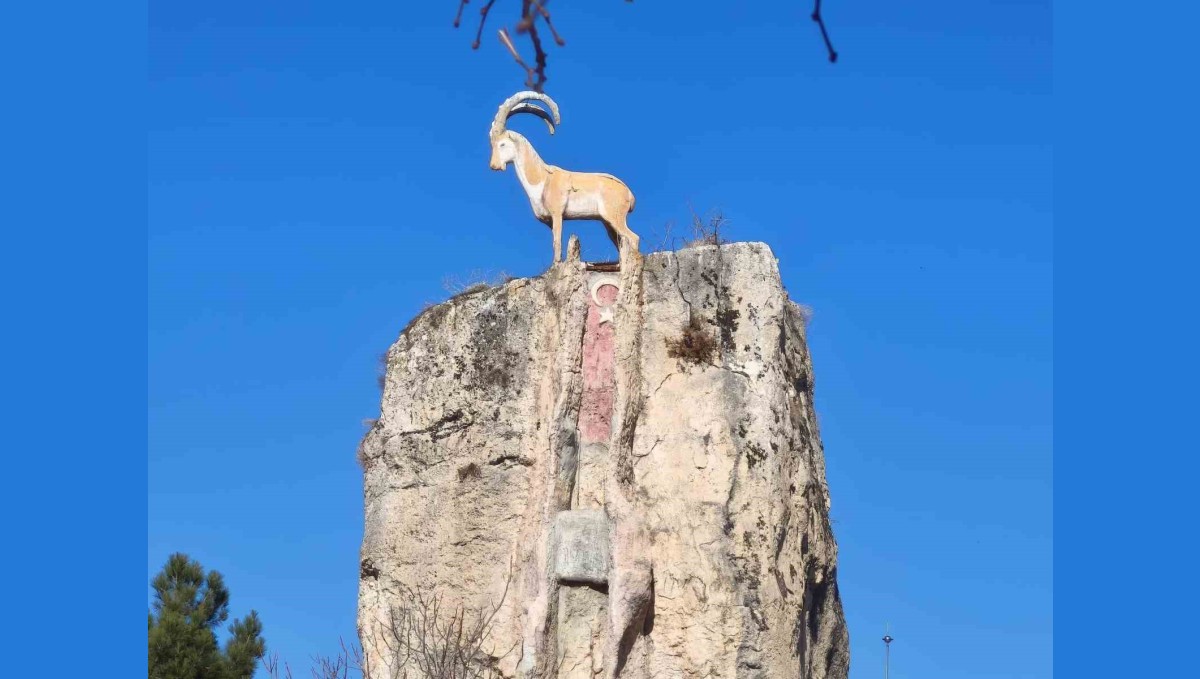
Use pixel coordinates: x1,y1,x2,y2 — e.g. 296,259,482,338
552,213,564,263
602,222,623,254
609,211,640,257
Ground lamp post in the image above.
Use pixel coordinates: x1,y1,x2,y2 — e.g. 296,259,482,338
882,624,894,679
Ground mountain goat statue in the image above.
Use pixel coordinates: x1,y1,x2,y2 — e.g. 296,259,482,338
488,91,640,263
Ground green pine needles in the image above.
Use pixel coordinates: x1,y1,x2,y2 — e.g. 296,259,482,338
148,553,266,679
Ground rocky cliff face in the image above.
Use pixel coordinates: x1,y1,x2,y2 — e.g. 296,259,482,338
357,242,849,679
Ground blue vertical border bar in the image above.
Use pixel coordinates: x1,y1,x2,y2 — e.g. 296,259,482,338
1057,1,1197,676
1,1,146,674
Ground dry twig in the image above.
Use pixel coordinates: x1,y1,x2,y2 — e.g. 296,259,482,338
453,1,839,90
365,571,516,679
811,0,839,63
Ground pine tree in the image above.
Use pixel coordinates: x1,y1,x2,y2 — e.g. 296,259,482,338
148,553,266,679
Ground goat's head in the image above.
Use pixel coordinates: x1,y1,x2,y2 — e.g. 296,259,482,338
489,91,560,171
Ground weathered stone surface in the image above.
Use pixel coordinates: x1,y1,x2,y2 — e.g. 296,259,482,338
358,242,848,678
557,585,608,679
552,510,610,585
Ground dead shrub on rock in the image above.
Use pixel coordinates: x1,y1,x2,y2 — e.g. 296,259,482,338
364,576,515,679
684,207,731,248
442,270,513,298
377,352,389,391
665,317,719,365
260,575,515,679
792,301,814,327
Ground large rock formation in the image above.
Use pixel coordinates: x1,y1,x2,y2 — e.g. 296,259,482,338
358,242,849,679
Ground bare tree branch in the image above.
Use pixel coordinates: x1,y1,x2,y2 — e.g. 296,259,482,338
498,28,539,91
523,9,548,91
454,1,838,89
354,570,515,679
811,0,839,63
469,0,499,49
527,0,565,46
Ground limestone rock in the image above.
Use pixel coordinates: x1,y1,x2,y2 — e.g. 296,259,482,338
358,242,849,678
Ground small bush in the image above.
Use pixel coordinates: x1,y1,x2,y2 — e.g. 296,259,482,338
260,574,518,679
650,220,678,253
684,207,731,248
399,301,441,339
791,301,814,327
442,269,514,297
377,352,388,391
356,439,370,468
665,317,719,365
649,207,734,253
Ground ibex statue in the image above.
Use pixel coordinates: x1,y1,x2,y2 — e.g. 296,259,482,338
489,91,640,263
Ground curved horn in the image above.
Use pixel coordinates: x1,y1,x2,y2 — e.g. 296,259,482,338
489,91,561,139
509,103,557,135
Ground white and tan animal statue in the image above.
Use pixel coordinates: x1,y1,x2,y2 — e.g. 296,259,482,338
489,91,640,263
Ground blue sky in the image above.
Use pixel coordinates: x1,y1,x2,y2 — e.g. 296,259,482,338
149,2,1051,677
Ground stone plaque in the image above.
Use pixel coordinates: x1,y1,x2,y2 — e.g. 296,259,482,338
552,509,610,586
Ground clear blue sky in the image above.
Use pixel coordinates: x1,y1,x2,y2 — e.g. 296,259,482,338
149,2,1050,677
